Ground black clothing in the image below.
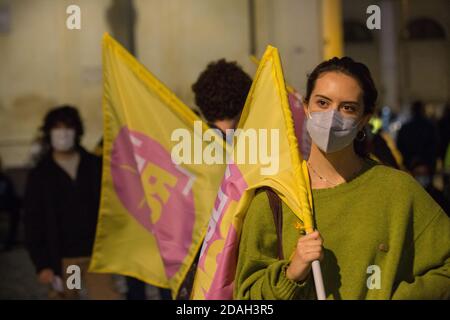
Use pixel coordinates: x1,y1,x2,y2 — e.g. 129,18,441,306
0,173,21,249
397,116,438,171
24,148,102,275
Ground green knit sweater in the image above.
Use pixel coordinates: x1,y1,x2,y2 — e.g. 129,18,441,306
234,159,450,299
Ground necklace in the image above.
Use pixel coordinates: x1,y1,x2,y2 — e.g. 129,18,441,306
307,160,364,187
306,161,340,186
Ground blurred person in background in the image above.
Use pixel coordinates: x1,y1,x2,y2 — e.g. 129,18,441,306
355,117,402,169
444,145,450,206
23,105,120,300
438,103,450,208
192,59,252,136
0,157,21,251
437,102,450,163
410,157,449,216
396,100,439,172
176,59,252,299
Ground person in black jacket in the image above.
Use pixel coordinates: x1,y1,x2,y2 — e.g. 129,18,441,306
410,157,450,216
397,100,439,171
24,105,120,299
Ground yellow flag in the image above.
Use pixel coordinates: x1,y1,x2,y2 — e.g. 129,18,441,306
89,34,226,296
191,45,314,299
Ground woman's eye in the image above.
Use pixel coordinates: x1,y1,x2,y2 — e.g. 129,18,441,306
317,100,328,107
343,105,356,112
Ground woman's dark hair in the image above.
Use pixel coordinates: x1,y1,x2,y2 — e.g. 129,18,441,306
192,59,252,122
304,56,378,115
41,105,84,147
304,57,378,157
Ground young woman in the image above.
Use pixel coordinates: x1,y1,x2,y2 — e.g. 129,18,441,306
234,57,450,299
24,105,120,299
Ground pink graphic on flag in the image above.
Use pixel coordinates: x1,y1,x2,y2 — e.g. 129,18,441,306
111,127,196,278
197,163,248,299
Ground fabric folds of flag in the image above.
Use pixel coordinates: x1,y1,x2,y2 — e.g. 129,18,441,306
89,33,226,297
191,45,315,300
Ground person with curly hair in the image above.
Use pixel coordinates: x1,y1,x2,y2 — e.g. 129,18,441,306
192,59,252,134
176,59,252,299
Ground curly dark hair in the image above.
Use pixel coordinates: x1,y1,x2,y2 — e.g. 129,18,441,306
192,59,252,122
41,105,84,147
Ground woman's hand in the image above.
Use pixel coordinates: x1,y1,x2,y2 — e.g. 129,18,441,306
38,268,55,285
286,231,324,282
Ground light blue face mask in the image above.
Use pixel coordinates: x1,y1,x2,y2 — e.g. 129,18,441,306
306,109,360,153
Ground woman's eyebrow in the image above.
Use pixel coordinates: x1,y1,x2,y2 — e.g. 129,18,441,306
314,94,360,105
314,94,332,101
340,101,360,106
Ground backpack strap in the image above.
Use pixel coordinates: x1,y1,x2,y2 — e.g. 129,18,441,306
256,187,284,260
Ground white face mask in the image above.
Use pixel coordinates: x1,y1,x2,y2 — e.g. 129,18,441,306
50,128,76,152
306,109,361,153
